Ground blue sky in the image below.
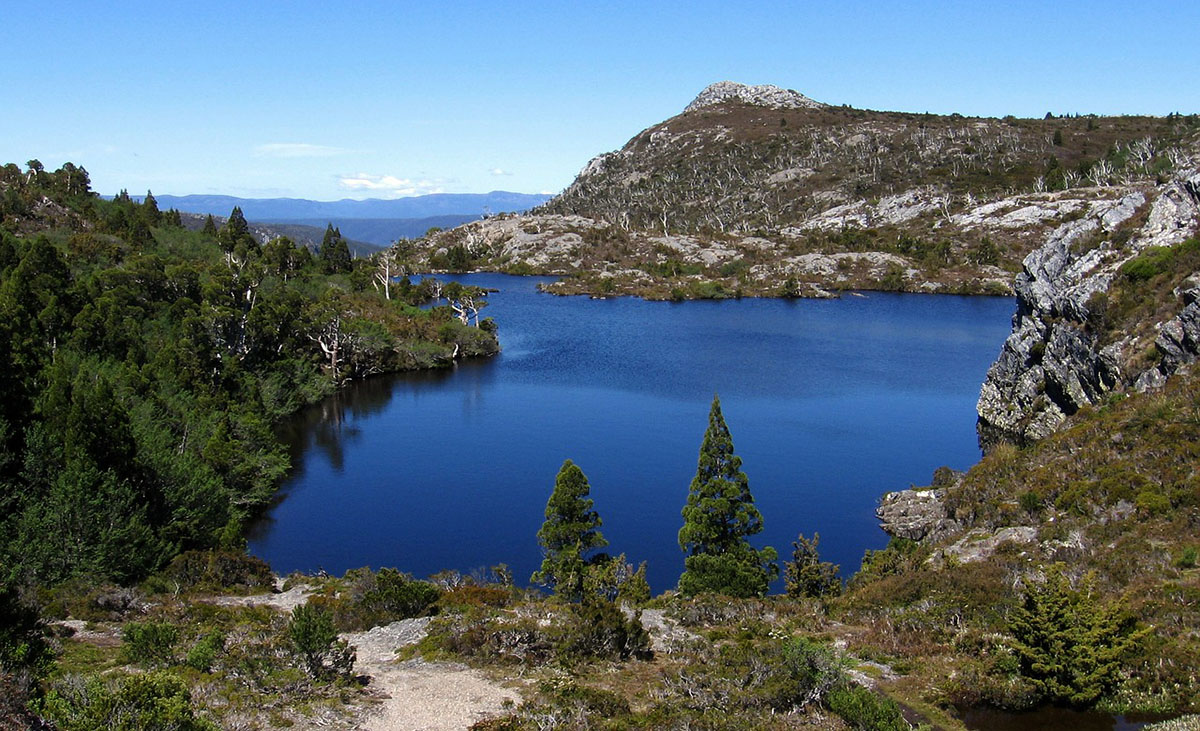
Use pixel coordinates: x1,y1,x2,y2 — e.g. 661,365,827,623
3,1,1197,200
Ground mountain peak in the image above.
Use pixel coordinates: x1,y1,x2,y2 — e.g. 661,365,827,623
683,81,826,114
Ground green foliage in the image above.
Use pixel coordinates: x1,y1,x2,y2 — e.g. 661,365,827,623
0,162,497,586
784,533,842,598
780,638,846,707
287,603,355,679
554,599,651,662
319,224,351,274
532,679,632,721
157,550,274,593
43,671,219,731
679,547,779,598
582,554,652,606
437,584,511,613
1175,546,1198,569
322,567,441,631
853,537,920,586
826,685,909,731
121,621,179,667
531,459,608,600
1120,238,1200,282
645,634,846,719
183,631,225,673
1008,566,1147,707
679,395,776,597
0,581,50,678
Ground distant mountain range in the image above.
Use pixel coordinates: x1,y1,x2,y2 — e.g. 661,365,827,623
138,192,551,246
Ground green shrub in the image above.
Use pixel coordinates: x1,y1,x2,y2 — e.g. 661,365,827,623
679,547,778,599
826,685,908,731
158,550,274,593
329,567,441,631
1019,490,1042,515
0,581,50,677
784,533,842,599
44,671,218,731
853,537,920,586
121,622,179,667
419,612,553,666
1121,246,1175,282
437,585,510,613
776,638,845,708
538,679,631,719
555,599,651,662
1008,566,1147,707
183,631,224,673
1120,238,1200,283
1175,546,1198,569
288,604,354,679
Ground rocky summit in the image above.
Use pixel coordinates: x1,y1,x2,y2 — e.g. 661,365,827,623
682,80,826,113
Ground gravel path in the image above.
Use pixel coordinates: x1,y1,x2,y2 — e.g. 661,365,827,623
344,617,520,731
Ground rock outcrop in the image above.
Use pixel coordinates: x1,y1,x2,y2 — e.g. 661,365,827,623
877,467,965,543
876,488,961,543
977,171,1200,445
682,81,825,113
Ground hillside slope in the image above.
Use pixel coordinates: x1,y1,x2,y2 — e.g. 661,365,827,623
409,82,1200,299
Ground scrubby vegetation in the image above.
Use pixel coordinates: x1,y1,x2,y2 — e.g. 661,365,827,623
541,104,1197,236
406,101,1200,299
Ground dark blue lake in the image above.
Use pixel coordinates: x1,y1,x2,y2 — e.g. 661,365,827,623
248,274,1015,592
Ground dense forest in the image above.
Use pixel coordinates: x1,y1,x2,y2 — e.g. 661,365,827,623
0,160,497,586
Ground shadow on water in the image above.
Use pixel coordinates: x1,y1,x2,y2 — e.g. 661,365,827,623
247,365,473,541
959,706,1175,731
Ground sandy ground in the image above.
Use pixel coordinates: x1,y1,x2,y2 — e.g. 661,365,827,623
343,617,520,731
190,582,523,729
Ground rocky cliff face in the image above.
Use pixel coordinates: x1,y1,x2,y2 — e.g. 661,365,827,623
977,169,1200,445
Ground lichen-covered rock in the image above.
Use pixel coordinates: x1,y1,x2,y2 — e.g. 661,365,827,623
877,485,962,543
977,175,1200,446
936,526,1039,565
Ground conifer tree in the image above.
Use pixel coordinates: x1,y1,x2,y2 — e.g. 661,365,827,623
1008,565,1146,706
678,395,776,597
784,532,841,598
319,224,351,274
218,207,255,253
225,206,249,238
532,459,607,600
142,190,161,225
201,214,218,237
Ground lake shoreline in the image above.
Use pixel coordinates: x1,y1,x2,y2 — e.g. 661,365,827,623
250,274,1014,593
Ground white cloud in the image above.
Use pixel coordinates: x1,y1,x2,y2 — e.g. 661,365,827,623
254,143,349,158
337,173,446,198
489,167,513,176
